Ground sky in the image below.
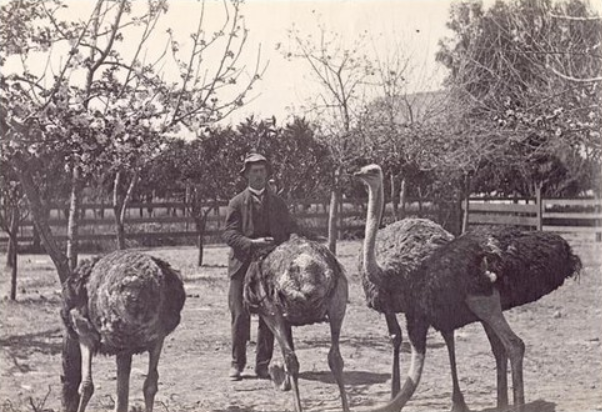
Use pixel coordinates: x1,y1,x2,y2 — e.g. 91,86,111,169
5,0,602,127
214,0,457,123
5,0,462,125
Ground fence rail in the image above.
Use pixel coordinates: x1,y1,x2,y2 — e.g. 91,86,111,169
1,198,375,245
463,195,602,238
3,196,600,246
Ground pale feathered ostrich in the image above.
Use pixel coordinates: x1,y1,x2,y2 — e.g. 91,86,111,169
356,164,581,412
244,233,350,412
61,251,186,412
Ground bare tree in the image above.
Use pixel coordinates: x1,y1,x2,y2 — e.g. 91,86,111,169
285,19,373,253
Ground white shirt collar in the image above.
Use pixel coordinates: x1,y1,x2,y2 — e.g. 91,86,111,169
248,187,265,196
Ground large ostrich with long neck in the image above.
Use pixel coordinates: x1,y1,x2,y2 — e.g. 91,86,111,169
355,164,581,412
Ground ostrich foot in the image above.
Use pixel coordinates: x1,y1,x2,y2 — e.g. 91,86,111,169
269,363,291,392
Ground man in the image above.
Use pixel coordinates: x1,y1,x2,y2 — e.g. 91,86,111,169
222,152,298,381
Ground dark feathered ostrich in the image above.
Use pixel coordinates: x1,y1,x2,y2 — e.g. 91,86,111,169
355,165,582,412
354,166,454,397
244,234,350,412
61,251,186,412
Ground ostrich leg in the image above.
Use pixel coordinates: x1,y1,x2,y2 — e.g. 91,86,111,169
369,314,429,412
262,313,303,412
273,325,294,392
115,353,132,412
482,322,509,409
385,312,402,398
466,291,525,411
441,330,469,412
143,339,164,412
328,280,350,412
77,343,94,412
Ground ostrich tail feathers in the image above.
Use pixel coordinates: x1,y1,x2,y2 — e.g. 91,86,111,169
487,229,583,309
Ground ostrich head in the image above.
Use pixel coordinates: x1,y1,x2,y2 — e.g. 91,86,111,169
354,164,383,189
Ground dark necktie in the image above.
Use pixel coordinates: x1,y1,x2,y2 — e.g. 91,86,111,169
251,192,264,204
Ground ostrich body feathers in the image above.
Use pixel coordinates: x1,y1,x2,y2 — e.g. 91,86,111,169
61,251,186,355
359,218,454,313
410,227,582,332
244,234,346,326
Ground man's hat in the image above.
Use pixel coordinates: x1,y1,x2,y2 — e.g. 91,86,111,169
240,152,269,175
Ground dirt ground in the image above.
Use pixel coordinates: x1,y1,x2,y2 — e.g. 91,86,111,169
1,238,601,412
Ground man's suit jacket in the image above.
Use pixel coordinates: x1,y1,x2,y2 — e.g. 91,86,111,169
223,188,298,278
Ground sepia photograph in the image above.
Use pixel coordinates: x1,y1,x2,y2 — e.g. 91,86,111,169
0,0,600,411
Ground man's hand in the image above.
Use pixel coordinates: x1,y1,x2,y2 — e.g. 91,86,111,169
251,237,274,248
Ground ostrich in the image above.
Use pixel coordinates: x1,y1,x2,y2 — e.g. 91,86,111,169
355,164,582,412
355,166,454,399
244,233,350,412
61,250,186,412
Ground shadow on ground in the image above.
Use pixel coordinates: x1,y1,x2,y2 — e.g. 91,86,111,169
0,328,63,374
0,328,63,356
477,399,556,412
300,370,389,386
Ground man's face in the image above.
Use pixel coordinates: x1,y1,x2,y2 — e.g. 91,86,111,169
245,163,267,190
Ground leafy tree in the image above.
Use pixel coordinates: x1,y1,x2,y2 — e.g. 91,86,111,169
272,117,333,201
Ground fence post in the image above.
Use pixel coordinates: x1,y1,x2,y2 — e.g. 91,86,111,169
536,184,543,231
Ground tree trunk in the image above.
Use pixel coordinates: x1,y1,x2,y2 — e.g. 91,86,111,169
113,170,139,251
327,188,339,254
32,222,41,252
13,159,70,283
61,334,82,412
338,194,344,240
115,218,126,250
66,168,83,271
7,203,19,300
399,177,406,220
461,174,471,234
113,172,125,250
195,207,212,267
391,174,399,221
8,227,18,301
9,243,17,300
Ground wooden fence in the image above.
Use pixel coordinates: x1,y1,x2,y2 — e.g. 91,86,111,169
3,195,600,247
463,196,602,239
1,198,372,246
1,196,451,246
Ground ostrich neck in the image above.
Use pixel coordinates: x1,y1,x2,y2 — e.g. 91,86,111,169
363,181,384,276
